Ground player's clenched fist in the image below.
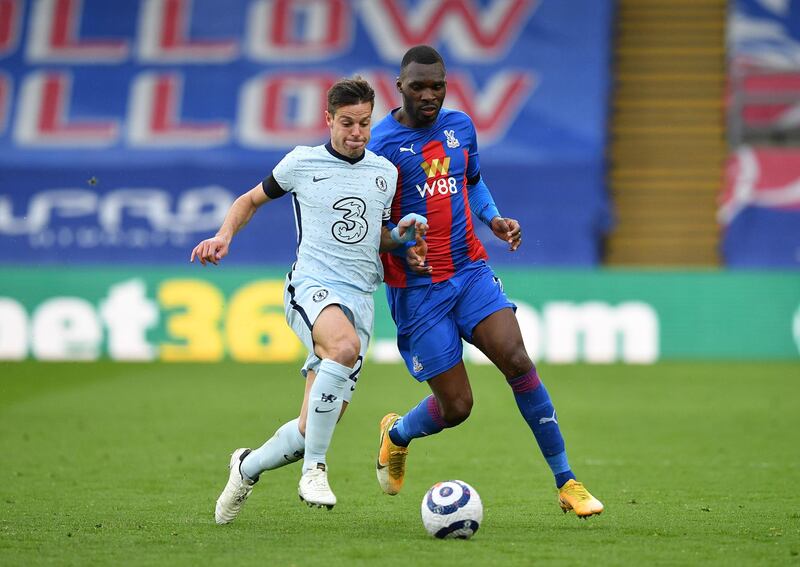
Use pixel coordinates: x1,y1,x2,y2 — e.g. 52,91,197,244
490,217,522,252
190,235,229,266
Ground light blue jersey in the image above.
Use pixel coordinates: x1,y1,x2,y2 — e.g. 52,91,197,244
272,142,398,295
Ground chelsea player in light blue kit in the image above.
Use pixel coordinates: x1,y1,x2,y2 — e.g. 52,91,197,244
191,77,427,523
368,46,603,517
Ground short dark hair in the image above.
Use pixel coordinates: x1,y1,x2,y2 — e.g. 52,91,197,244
327,76,375,115
400,45,445,73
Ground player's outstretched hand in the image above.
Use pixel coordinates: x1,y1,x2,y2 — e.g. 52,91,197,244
190,236,229,266
490,217,522,251
407,221,432,275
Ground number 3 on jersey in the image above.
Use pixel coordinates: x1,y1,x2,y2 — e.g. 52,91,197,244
331,197,368,244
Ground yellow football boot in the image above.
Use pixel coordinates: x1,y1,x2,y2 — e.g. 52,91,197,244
376,413,408,495
558,479,604,518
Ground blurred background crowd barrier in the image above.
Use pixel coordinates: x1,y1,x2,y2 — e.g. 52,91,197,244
0,0,613,266
0,0,798,363
725,0,800,266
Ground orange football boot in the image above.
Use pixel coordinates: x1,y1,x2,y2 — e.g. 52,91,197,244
376,413,408,495
558,479,604,518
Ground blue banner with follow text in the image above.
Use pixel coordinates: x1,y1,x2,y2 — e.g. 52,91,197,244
0,0,614,266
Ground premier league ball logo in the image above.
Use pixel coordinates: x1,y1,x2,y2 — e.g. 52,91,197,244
420,480,483,539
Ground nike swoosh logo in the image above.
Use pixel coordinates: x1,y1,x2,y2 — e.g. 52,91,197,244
350,385,356,391
312,175,331,182
376,429,387,469
315,407,335,413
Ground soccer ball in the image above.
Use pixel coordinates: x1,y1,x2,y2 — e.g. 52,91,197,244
420,480,483,539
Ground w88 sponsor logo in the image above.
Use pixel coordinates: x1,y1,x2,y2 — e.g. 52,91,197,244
415,177,459,198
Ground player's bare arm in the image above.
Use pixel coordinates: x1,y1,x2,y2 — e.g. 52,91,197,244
490,216,522,252
190,184,271,266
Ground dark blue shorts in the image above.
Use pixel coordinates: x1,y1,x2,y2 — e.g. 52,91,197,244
386,260,516,382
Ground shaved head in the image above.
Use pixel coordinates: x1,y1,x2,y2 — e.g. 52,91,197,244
400,45,445,78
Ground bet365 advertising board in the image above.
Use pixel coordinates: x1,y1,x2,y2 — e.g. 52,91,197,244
1,268,798,363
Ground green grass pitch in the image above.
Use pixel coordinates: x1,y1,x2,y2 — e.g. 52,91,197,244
1,361,799,566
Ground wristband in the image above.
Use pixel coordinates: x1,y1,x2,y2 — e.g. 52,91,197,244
390,213,427,244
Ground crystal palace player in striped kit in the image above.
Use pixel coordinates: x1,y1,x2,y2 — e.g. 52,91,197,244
368,45,603,517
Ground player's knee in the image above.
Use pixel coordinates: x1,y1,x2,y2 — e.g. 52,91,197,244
326,337,360,367
441,395,473,426
502,346,533,379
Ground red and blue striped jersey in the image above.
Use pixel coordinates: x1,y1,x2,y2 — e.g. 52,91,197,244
368,108,488,288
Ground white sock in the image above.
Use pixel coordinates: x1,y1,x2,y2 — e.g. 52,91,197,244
240,418,305,480
302,359,351,473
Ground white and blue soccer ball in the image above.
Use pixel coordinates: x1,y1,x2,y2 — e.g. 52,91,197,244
420,480,483,539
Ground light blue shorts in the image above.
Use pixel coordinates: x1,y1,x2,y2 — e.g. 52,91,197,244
284,272,373,402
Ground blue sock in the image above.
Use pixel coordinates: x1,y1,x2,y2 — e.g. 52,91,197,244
508,367,576,488
389,395,448,446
